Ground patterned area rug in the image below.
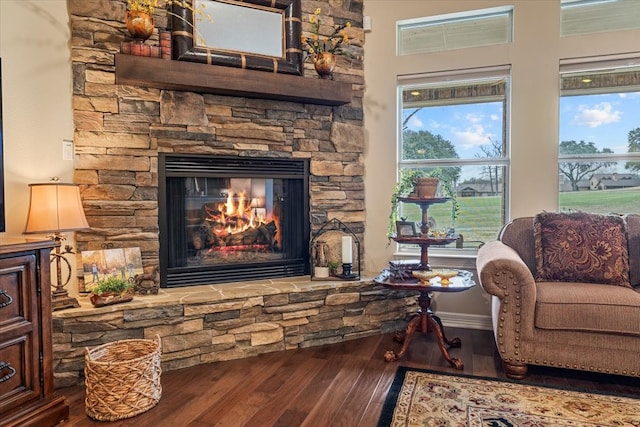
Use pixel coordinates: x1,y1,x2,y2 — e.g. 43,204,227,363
378,367,640,427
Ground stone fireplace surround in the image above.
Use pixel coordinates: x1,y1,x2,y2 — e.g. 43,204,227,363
48,0,421,388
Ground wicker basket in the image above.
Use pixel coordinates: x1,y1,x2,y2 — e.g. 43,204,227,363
84,335,162,421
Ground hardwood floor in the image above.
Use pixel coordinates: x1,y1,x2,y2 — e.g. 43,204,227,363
57,328,640,426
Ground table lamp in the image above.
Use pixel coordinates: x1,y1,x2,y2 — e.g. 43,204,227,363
24,180,90,310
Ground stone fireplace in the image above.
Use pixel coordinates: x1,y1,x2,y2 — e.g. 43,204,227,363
159,154,310,286
70,0,366,278
49,0,401,390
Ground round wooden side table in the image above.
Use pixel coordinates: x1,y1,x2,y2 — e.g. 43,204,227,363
375,270,475,369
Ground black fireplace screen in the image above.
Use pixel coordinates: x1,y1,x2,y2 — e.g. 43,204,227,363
159,155,310,287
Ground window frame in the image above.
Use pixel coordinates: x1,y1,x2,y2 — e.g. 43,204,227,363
558,60,640,213
396,70,511,255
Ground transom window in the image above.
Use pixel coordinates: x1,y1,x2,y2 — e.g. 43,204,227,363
561,0,640,37
397,6,513,56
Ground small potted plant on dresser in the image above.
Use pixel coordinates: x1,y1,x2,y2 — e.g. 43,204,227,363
89,276,135,307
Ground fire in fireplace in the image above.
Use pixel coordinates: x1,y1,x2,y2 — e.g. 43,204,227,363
189,182,280,263
159,154,310,287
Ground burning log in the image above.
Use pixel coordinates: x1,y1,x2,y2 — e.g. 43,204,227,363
190,221,278,252
225,227,259,246
190,224,223,249
224,221,277,249
190,192,279,254
258,221,278,247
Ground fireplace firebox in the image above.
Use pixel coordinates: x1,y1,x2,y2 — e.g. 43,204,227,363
159,154,310,287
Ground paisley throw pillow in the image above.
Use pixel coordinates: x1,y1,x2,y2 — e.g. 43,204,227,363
534,211,631,288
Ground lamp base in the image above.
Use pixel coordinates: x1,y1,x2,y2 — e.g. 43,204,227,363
52,294,80,311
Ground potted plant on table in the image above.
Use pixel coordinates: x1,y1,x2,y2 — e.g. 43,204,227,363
89,276,135,307
388,168,460,239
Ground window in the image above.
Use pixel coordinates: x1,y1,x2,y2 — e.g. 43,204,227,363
397,6,513,56
397,70,510,252
559,62,640,214
561,0,640,37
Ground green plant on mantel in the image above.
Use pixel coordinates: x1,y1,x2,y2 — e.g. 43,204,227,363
127,0,192,14
387,168,460,238
90,276,134,296
301,8,352,56
328,260,340,276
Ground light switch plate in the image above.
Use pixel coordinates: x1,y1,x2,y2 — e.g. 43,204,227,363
63,139,74,160
363,15,372,32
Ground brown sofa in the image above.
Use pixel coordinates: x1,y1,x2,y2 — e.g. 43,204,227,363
476,213,640,379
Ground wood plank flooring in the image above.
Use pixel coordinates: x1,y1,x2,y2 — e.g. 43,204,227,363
57,328,640,426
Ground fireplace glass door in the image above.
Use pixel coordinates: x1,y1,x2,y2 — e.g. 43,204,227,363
160,155,310,287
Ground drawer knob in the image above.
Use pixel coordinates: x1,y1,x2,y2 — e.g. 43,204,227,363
0,361,17,383
0,289,13,309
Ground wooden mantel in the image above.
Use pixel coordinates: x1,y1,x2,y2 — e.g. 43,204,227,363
115,54,352,106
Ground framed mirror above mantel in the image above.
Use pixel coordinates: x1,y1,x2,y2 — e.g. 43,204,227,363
171,0,303,75
114,54,352,106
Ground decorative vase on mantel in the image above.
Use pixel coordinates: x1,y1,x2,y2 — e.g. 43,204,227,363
126,10,155,42
313,52,336,80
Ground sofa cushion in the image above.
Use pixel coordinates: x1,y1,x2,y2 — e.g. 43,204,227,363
625,214,640,288
499,217,536,274
534,211,631,288
535,282,640,336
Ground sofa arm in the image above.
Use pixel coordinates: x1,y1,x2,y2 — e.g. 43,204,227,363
476,241,538,370
476,241,536,300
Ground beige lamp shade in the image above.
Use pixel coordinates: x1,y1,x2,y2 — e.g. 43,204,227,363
24,183,90,234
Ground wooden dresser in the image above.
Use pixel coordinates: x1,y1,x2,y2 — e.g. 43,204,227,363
0,238,69,426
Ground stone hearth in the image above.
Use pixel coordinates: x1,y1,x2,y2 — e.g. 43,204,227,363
52,275,417,388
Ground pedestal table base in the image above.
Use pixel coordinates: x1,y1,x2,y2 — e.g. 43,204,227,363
383,290,464,369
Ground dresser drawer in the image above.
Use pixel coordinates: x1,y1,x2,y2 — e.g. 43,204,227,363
0,254,37,327
0,334,40,414
0,240,67,427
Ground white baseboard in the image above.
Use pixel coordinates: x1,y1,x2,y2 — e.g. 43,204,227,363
436,311,493,331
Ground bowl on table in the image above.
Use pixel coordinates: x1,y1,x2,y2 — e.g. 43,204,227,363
412,269,458,285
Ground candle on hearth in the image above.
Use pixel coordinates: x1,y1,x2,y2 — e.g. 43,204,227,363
342,235,353,264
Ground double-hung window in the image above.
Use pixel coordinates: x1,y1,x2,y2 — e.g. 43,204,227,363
559,61,640,214
393,7,513,253
397,70,510,252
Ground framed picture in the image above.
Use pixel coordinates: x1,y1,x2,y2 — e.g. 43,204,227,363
396,221,417,237
81,247,143,289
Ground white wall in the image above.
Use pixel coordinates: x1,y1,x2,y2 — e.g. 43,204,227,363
0,0,77,293
362,0,640,324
